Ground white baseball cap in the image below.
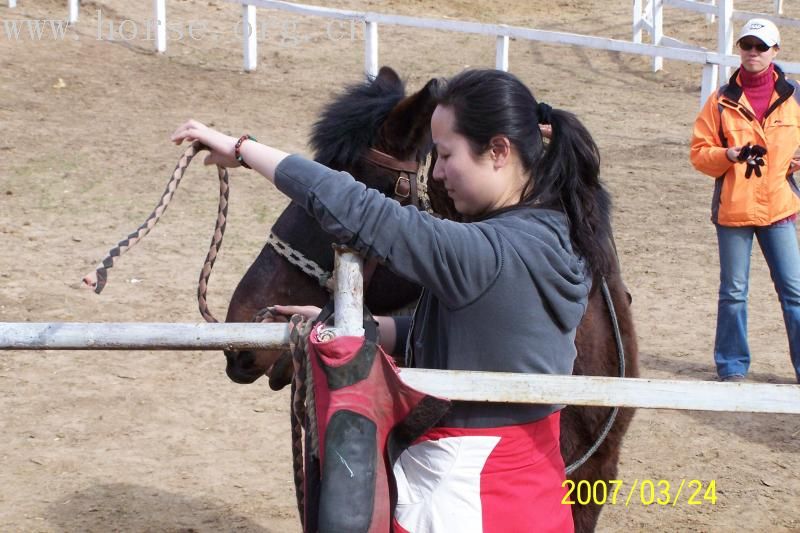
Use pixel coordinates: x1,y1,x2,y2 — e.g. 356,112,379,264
738,18,780,48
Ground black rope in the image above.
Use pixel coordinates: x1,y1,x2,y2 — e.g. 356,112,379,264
565,276,626,475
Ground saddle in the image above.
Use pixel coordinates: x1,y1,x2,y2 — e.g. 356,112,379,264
298,303,450,533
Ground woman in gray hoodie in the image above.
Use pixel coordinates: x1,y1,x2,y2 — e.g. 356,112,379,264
172,68,613,533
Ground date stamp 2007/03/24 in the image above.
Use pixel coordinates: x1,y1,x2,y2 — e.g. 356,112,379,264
562,479,717,506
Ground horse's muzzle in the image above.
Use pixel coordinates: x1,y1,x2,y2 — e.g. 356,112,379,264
223,349,266,385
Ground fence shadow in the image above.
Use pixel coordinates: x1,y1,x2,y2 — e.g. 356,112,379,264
46,482,279,533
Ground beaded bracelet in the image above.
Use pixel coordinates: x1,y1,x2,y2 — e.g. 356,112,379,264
235,134,256,169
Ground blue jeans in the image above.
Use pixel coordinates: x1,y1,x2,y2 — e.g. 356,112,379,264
715,221,800,382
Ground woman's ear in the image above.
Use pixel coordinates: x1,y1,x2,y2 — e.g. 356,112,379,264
488,135,512,167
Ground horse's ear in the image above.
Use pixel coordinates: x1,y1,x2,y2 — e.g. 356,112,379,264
374,66,402,86
380,77,440,154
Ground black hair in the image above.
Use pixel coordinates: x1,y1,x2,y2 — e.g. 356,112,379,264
432,69,614,278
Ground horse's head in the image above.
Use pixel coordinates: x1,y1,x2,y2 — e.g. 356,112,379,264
224,67,449,387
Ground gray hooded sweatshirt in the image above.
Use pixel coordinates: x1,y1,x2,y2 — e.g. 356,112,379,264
275,155,591,428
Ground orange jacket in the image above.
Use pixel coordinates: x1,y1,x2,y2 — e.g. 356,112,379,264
690,66,800,226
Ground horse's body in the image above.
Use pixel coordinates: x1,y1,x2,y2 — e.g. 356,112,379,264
224,67,639,532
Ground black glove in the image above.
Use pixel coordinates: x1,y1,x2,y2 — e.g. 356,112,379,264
737,143,767,178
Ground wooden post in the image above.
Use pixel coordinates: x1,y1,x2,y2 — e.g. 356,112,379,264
68,0,79,24
651,0,663,71
154,0,166,53
495,34,509,71
332,250,364,337
633,0,643,43
700,62,718,108
243,3,257,72
717,0,733,81
365,20,378,78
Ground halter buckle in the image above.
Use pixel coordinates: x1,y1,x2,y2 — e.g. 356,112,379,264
394,174,411,199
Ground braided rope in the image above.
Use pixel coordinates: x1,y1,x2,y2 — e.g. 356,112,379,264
266,232,335,291
197,168,229,323
82,142,229,324
288,314,316,527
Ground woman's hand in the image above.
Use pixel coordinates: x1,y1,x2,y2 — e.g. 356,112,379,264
171,119,240,168
725,146,743,163
269,304,322,321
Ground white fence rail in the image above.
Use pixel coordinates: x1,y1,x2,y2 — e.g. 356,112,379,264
0,322,291,350
401,369,800,414
230,0,800,106
6,1,800,105
636,0,800,100
2,321,800,413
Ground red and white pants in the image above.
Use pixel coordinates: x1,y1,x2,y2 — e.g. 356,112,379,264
392,412,573,533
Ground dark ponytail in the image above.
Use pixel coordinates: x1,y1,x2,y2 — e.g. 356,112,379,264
529,108,613,278
433,69,614,278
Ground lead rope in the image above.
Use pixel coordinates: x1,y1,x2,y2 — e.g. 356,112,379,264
564,276,625,475
287,314,315,528
82,141,266,325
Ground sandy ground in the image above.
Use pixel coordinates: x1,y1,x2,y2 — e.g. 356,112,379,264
1,0,799,531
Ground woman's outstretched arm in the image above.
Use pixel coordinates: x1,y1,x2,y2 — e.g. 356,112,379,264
171,119,288,181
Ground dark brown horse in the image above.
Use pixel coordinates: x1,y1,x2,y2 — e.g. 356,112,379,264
224,67,639,532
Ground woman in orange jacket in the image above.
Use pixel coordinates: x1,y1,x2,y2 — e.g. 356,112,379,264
691,18,800,384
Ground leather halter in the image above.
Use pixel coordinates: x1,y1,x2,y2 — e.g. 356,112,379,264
267,148,434,293
359,148,429,288
362,148,420,208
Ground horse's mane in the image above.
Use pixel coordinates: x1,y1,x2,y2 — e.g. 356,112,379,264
310,75,406,168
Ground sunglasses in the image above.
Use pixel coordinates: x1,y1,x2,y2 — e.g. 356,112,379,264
739,41,771,53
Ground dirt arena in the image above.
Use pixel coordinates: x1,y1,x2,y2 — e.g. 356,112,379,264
1,0,799,531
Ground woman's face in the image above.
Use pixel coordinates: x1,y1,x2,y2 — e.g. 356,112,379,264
738,37,779,74
430,105,523,216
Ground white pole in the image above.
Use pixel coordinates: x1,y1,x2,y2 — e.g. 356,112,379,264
68,0,79,24
243,3,257,72
633,0,643,43
700,62,718,108
8,0,16,8
651,0,663,71
0,322,291,350
495,35,509,71
775,0,784,15
717,0,733,82
3,323,799,414
331,250,364,337
365,20,378,78
154,0,167,53
399,369,800,414
706,0,716,24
